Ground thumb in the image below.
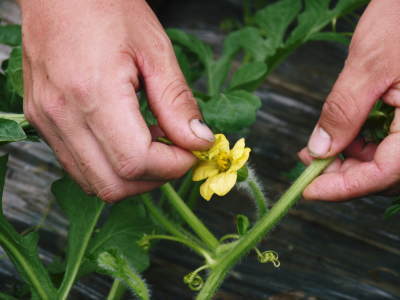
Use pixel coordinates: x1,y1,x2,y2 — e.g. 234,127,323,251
140,40,214,151
307,65,388,158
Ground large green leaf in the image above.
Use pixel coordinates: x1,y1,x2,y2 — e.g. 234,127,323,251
52,175,105,297
86,197,154,273
0,25,21,47
0,155,56,299
167,28,213,67
5,46,23,97
200,90,261,133
0,119,27,142
223,27,271,62
254,0,301,50
229,62,268,92
309,32,350,45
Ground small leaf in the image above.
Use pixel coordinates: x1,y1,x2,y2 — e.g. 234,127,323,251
97,250,150,300
5,46,23,97
385,197,400,219
139,93,158,127
0,73,23,113
200,90,261,133
236,214,250,236
0,119,27,142
229,62,268,91
0,24,21,47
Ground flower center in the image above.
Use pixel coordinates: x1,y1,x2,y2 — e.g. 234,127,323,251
216,152,231,172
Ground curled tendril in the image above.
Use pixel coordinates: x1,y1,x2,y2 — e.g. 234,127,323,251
137,235,151,251
256,250,280,268
183,272,204,291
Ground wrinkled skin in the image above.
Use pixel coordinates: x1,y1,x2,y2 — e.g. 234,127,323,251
18,0,214,202
301,0,400,201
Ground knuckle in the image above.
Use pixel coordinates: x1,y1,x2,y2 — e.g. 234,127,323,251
40,96,67,122
115,155,145,180
343,176,362,195
160,79,195,109
97,183,126,203
321,90,358,129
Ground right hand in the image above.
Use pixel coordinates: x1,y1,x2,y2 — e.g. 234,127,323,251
19,0,214,202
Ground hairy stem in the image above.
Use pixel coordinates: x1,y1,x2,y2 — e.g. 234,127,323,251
161,183,219,250
196,158,334,300
247,179,268,218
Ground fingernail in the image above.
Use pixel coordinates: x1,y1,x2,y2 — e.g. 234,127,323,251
190,119,214,142
307,126,331,157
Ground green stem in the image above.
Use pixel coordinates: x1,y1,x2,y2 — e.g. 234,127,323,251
142,234,215,265
58,202,105,300
247,179,268,219
0,233,53,300
141,193,197,241
196,158,335,300
161,183,219,250
106,280,126,300
187,182,201,210
178,170,194,199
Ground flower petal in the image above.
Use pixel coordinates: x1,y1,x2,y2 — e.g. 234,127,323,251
231,138,245,160
209,134,230,158
209,172,237,196
231,147,251,171
200,179,214,201
192,161,219,181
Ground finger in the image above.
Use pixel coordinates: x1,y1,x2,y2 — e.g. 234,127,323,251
390,108,400,133
343,137,378,162
304,132,400,201
139,33,214,150
307,63,389,158
298,148,313,165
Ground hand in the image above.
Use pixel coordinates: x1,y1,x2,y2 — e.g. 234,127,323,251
299,0,400,201
19,0,214,202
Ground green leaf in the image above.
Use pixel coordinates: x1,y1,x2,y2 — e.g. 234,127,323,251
167,28,213,67
0,24,21,47
309,32,350,45
173,44,203,84
139,93,158,127
0,73,23,113
200,90,261,133
223,27,270,61
97,250,150,300
52,175,105,298
0,155,56,299
254,0,301,50
0,119,27,142
207,55,232,96
5,46,23,97
86,197,154,273
229,62,268,91
0,292,18,300
236,214,250,236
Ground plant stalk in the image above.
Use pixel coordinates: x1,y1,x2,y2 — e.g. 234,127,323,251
196,158,335,300
106,279,126,300
161,183,219,250
247,179,268,218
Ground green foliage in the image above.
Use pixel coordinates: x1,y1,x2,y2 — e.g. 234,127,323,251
0,156,56,299
236,214,250,235
229,62,268,91
385,197,400,219
5,46,23,97
52,175,105,297
97,249,150,300
0,24,21,47
362,101,394,143
0,118,26,142
86,197,154,273
199,90,261,133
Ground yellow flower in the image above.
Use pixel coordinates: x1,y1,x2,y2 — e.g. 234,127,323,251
192,134,251,201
